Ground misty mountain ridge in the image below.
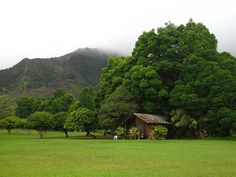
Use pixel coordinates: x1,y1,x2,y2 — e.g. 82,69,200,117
0,48,116,98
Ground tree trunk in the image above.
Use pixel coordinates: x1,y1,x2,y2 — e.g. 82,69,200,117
38,130,44,139
64,130,69,138
7,129,11,134
104,130,107,136
87,131,96,139
90,133,96,139
86,131,90,136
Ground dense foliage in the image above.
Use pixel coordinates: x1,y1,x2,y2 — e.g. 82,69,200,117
48,89,75,113
97,20,236,137
16,96,44,118
130,127,139,139
52,112,69,137
115,126,125,137
0,96,15,119
98,86,139,130
152,125,168,139
79,86,96,111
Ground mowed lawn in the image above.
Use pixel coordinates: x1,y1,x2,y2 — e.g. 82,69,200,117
0,130,236,177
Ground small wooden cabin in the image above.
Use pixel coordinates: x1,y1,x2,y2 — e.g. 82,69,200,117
125,113,170,139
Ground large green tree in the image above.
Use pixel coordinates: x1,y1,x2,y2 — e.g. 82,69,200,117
65,108,97,138
97,19,236,137
52,112,69,137
0,116,20,134
99,86,139,130
27,111,54,138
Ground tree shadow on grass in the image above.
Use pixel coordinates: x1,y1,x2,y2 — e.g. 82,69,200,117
43,134,113,140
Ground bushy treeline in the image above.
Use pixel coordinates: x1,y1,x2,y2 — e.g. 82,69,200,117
0,20,235,138
97,20,236,137
0,88,98,138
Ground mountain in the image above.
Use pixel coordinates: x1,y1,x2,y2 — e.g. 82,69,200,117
0,48,116,98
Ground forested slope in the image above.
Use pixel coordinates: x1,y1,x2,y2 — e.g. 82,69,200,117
0,48,114,97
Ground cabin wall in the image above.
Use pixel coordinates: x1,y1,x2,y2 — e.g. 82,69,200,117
135,118,156,139
125,117,159,139
135,118,146,137
146,124,155,139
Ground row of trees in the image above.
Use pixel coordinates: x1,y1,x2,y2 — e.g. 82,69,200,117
0,88,98,138
0,87,168,140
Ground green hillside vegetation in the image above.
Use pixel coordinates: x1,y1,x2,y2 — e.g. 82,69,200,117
0,48,114,97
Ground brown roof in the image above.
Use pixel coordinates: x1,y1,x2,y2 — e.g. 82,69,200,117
133,113,170,124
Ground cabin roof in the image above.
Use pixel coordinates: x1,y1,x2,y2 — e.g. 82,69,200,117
133,113,170,124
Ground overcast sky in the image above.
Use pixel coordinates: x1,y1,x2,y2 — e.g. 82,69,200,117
0,0,235,69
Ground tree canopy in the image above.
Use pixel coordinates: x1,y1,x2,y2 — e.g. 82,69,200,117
0,96,15,120
65,107,97,138
97,20,236,137
27,111,54,138
48,89,75,113
0,116,20,134
98,86,139,130
53,112,69,137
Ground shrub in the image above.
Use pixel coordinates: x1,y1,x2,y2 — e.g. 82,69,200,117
15,118,27,129
0,116,20,134
115,126,125,137
152,125,168,139
130,127,139,139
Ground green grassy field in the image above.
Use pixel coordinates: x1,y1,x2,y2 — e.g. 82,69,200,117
0,130,236,177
